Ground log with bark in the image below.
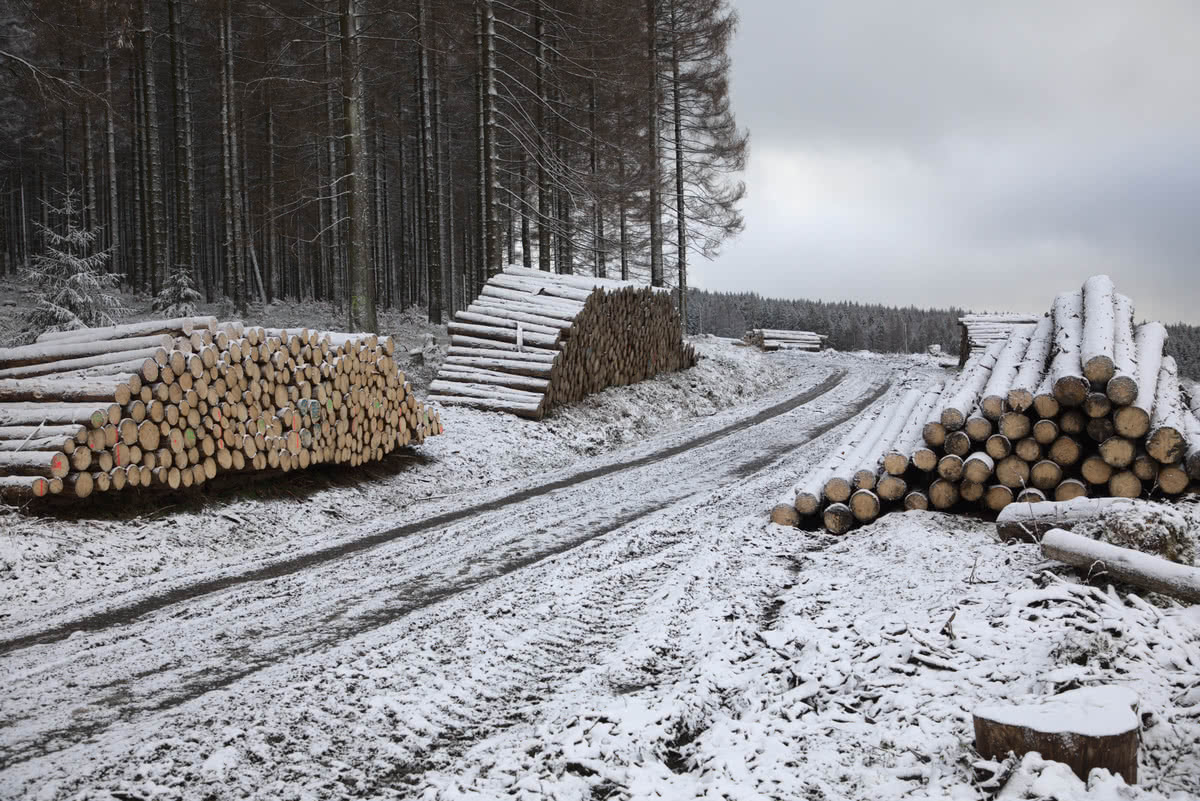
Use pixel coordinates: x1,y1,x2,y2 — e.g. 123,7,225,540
1042,528,1200,603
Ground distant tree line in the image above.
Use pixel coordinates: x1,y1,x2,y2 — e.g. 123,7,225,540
687,287,1200,380
1166,324,1200,381
0,0,746,332
686,288,966,355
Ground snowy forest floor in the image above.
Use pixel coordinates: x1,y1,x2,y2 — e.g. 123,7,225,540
0,293,1198,800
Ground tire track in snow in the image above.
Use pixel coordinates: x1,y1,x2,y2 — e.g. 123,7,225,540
0,371,848,658
0,369,890,779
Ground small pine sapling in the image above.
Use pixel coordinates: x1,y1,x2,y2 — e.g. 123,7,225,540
153,267,203,318
20,190,125,337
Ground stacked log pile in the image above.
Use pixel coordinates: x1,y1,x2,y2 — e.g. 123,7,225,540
743,329,827,352
958,312,1042,367
775,275,1200,534
0,317,443,502
429,266,697,419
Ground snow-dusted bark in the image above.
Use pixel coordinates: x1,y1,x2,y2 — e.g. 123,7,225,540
1042,528,1200,603
1183,409,1200,480
1049,291,1089,407
1007,315,1054,412
1032,369,1060,420
980,325,1035,420
883,384,943,474
823,402,897,503
1114,322,1167,439
941,339,1005,430
1080,274,1116,385
791,409,878,516
1146,356,1187,464
859,386,926,482
1107,293,1138,406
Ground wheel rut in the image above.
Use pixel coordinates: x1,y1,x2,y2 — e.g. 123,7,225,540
0,369,892,775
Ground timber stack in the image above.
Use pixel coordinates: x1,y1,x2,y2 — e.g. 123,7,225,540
958,312,1042,367
0,316,443,503
772,275,1200,535
743,329,827,352
428,266,697,419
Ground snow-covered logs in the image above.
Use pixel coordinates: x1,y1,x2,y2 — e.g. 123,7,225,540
429,266,696,419
773,275,1199,534
744,329,827,352
0,318,442,502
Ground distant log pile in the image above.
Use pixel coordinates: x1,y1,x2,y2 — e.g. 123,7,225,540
0,317,442,502
429,266,697,419
774,275,1200,535
958,312,1042,367
743,329,827,352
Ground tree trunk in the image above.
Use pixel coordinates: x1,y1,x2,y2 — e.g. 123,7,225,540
647,0,664,286
670,0,686,322
418,0,442,323
139,0,166,295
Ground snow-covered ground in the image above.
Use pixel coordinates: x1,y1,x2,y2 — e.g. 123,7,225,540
0,339,1197,801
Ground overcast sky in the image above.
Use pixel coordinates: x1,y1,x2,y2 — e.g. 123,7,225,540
694,1,1200,325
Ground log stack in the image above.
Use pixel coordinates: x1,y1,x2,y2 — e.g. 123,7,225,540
743,329,827,352
428,266,697,419
0,317,443,503
776,275,1200,534
958,312,1042,367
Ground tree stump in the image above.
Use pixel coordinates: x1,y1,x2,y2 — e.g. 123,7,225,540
974,685,1139,784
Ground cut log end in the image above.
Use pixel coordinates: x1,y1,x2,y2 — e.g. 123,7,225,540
770,503,800,527
823,503,855,535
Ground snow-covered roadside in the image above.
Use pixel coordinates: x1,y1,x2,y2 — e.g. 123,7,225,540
3,369,1195,800
0,342,923,638
417,527,1200,800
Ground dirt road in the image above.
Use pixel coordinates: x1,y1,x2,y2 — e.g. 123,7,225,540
0,363,894,797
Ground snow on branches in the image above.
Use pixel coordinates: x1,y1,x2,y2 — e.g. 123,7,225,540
19,190,125,337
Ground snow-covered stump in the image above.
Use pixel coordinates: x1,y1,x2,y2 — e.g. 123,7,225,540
1049,291,1090,407
1080,274,1117,386
1042,528,1200,604
1006,315,1054,413
1107,293,1139,406
973,686,1140,785
1114,322,1166,440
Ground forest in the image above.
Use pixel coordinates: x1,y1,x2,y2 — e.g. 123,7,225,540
0,0,747,332
687,287,1200,379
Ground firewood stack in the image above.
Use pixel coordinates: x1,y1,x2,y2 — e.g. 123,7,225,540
0,316,443,503
772,275,1200,535
429,266,697,419
743,329,827,352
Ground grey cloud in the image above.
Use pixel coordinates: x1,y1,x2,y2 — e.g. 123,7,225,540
705,1,1200,324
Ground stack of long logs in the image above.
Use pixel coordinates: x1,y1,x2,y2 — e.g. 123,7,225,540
429,266,697,419
0,316,443,502
743,329,827,352
773,275,1200,534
